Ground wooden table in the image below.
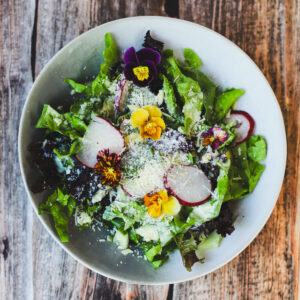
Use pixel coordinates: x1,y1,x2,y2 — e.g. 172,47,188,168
1,1,299,299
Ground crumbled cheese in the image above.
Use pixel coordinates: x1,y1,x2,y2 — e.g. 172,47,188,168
75,211,92,226
92,186,111,203
121,249,133,255
127,85,164,107
154,90,164,106
238,147,242,156
201,153,212,163
136,225,159,242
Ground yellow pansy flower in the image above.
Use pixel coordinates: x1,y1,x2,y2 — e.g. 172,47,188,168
130,105,165,141
144,190,181,218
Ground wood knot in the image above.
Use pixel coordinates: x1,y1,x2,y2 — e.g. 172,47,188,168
1,237,9,260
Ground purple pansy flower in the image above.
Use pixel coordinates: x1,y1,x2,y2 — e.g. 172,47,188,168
202,127,228,150
123,47,161,87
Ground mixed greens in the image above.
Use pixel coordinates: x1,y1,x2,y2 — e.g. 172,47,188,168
29,31,267,271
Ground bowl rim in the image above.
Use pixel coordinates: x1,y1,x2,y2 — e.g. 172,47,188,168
18,15,287,285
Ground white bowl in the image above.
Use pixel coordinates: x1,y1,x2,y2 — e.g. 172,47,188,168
18,16,286,284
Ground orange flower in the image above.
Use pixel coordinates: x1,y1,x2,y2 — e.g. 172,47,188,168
144,190,180,218
94,150,121,187
130,106,165,141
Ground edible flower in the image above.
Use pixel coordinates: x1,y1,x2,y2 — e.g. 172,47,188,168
130,105,165,140
94,149,121,187
202,126,228,149
144,189,181,218
123,47,161,87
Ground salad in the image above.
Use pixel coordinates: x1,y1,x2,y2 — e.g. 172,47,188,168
29,31,267,271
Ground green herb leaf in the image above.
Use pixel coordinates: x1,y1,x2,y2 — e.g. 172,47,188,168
64,79,89,94
177,49,202,70
247,135,267,162
214,88,244,121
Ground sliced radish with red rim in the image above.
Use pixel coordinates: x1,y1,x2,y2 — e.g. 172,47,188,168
76,116,125,168
164,165,212,207
226,110,255,147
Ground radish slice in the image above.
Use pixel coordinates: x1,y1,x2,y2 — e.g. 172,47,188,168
76,116,124,168
121,181,156,199
114,75,130,115
164,165,212,206
226,110,255,146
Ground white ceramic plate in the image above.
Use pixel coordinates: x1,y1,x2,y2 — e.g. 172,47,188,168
18,16,286,284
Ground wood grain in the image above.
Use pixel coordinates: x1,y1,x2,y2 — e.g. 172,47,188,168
176,0,300,299
0,0,35,300
0,0,299,299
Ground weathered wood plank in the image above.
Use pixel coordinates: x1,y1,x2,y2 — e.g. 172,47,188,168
32,1,169,299
177,0,300,299
0,1,36,300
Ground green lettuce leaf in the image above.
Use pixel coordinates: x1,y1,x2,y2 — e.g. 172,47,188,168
225,136,266,201
184,70,217,124
145,244,162,262
224,143,250,200
36,105,86,140
162,50,203,135
64,79,89,95
162,74,183,121
38,188,76,242
178,48,202,70
100,33,119,77
197,230,222,250
214,88,244,121
247,135,267,162
248,160,265,193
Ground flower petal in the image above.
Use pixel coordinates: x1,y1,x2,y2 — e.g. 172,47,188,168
202,135,214,146
132,73,153,87
131,109,149,128
123,47,139,64
143,59,158,78
150,117,166,130
212,127,228,142
158,189,168,203
137,48,161,65
143,105,162,118
212,140,220,149
124,62,138,81
151,127,162,141
162,196,181,216
144,194,158,207
148,202,162,218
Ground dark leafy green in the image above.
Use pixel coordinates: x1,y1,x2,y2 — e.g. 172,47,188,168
225,137,266,201
53,139,81,169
